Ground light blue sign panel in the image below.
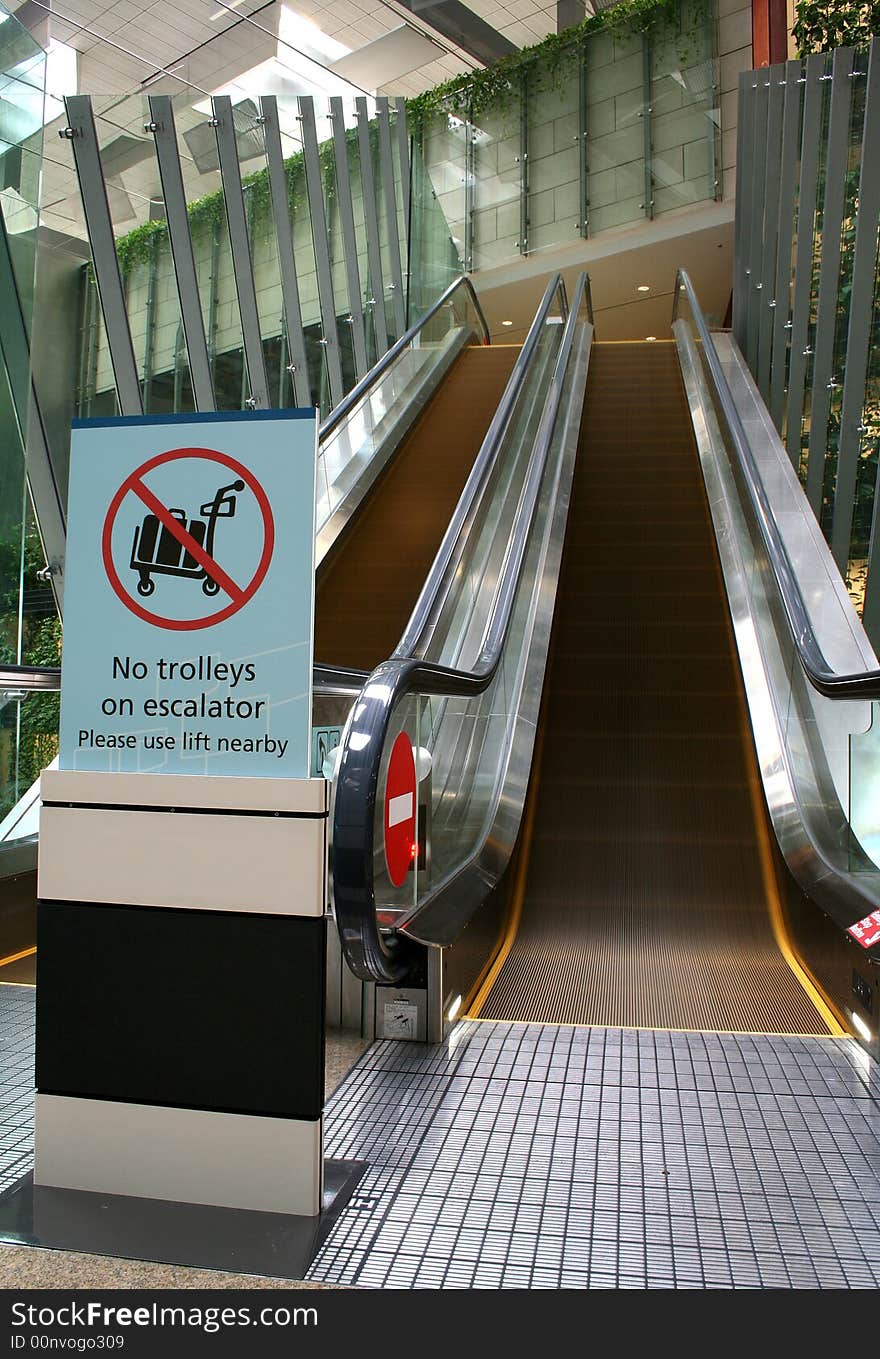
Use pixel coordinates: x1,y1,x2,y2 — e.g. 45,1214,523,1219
59,409,317,779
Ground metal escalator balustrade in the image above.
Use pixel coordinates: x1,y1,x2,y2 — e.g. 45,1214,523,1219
674,271,880,1050
330,272,595,986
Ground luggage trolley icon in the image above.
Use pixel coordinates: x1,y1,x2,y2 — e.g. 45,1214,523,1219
130,479,245,598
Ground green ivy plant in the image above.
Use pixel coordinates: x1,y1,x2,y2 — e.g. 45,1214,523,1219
793,1,880,55
114,122,360,275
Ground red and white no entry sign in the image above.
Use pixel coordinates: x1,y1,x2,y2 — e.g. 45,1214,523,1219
847,909,880,950
101,446,274,632
384,731,417,888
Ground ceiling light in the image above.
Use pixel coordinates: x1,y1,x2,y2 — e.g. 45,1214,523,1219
645,335,656,342
637,284,650,292
501,320,513,327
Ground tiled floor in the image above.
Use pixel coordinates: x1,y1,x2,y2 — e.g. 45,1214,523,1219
3,986,880,1288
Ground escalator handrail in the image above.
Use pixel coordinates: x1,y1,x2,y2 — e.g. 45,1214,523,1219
675,268,880,701
318,275,490,443
331,273,590,985
0,665,61,691
394,272,568,660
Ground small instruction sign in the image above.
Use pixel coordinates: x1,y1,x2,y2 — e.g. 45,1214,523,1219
59,409,317,779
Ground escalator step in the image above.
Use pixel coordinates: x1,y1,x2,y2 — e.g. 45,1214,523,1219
477,342,830,1035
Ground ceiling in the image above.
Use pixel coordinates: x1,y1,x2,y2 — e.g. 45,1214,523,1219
10,0,586,100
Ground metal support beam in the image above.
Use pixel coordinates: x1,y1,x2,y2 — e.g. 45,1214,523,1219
805,44,855,516
330,97,368,381
147,96,215,413
299,95,345,408
769,60,803,431
641,33,654,220
732,70,752,349
0,213,66,610
519,73,529,255
745,71,770,373
355,97,388,359
757,64,784,400
394,97,411,240
62,95,142,416
211,96,270,409
464,105,474,272
785,51,826,467
832,42,880,572
258,96,311,408
578,41,588,237
376,96,406,336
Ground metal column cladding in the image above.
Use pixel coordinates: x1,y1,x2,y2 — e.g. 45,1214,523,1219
833,43,880,574
769,60,803,432
376,97,406,336
211,96,271,410
805,44,856,515
329,97,368,381
745,71,770,373
258,96,311,409
641,33,654,221
785,51,826,468
732,70,752,349
394,97,411,238
355,97,388,358
299,95,345,408
146,96,215,413
756,64,785,402
62,96,143,417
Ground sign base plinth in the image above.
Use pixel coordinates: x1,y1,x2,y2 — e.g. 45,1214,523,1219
0,1162,365,1282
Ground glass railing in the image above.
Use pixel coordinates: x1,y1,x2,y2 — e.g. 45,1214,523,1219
413,0,718,269
330,273,594,983
315,275,489,564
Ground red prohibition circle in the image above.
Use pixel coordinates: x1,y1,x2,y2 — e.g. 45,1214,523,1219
101,447,275,632
384,731,417,889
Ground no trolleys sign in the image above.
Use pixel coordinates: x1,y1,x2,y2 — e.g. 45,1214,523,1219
59,409,317,778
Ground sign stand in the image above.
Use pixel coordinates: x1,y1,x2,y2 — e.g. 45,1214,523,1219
0,409,367,1271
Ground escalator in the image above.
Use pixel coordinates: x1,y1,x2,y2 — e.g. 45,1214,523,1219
473,341,830,1033
331,269,880,1053
316,345,517,670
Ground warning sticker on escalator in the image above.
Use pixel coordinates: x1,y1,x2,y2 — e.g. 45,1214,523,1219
847,910,880,950
59,409,318,779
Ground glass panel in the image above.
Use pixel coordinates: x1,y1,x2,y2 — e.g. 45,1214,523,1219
820,46,870,540
650,0,717,214
471,88,523,269
527,57,580,254
418,108,468,277
847,230,880,612
316,281,486,543
584,25,646,235
849,705,880,869
407,124,461,326
797,50,834,485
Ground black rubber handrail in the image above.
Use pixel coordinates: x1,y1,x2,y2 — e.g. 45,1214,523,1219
332,273,590,984
0,665,61,691
319,275,490,443
675,268,880,699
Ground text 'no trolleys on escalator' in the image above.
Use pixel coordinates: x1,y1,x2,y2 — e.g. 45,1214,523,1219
58,408,318,779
